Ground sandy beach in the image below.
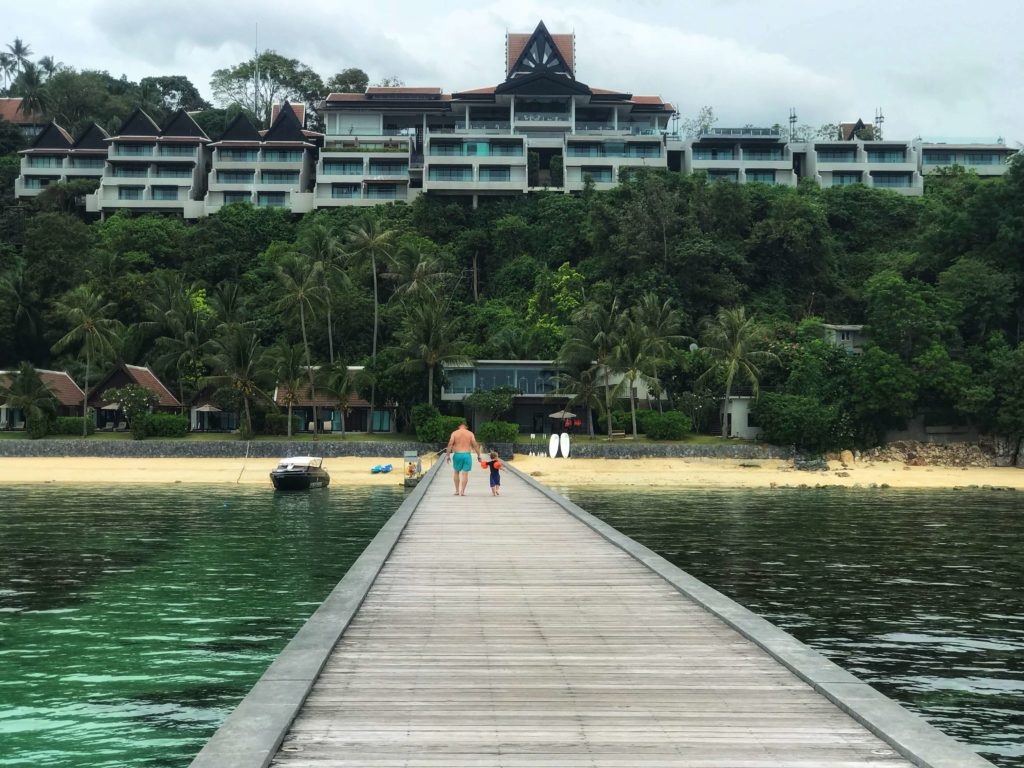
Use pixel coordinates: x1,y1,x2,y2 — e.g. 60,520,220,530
0,453,1022,489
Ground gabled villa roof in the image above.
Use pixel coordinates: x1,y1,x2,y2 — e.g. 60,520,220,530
262,101,308,144
217,112,262,143
161,108,210,141
19,121,73,153
113,107,162,138
507,23,574,77
0,368,85,407
90,363,181,408
271,102,306,124
0,97,43,125
72,123,110,152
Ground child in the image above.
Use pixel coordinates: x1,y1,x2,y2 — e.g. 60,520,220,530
485,451,505,496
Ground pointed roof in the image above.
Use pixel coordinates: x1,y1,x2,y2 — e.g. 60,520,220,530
21,121,73,152
114,107,161,138
0,368,84,407
506,22,575,80
72,123,110,151
161,108,210,140
263,101,307,143
218,112,262,143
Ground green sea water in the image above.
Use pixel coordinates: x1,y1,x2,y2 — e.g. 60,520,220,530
560,486,1024,768
0,484,402,768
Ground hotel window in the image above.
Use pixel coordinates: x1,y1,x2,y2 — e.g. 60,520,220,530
567,143,600,158
965,153,999,165
430,142,463,156
263,150,303,162
257,192,287,207
223,192,251,205
220,149,258,162
154,166,192,178
817,149,857,162
872,172,912,188
261,171,300,184
628,144,660,158
924,152,953,165
151,186,179,201
582,168,613,183
446,369,475,394
324,161,363,175
832,172,862,186
113,165,148,178
479,166,511,182
28,156,62,168
744,149,784,161
217,171,255,183
331,184,360,199
707,170,738,183
118,187,144,200
115,143,153,157
866,150,905,163
368,163,408,176
746,170,775,185
693,148,734,161
365,184,399,200
428,166,473,181
490,142,523,157
70,157,105,169
158,145,195,157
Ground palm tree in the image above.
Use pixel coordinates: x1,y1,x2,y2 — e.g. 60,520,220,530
633,293,687,412
345,215,395,430
210,282,247,325
14,62,48,117
614,317,658,439
0,260,41,343
0,53,15,90
203,323,272,437
553,367,604,438
696,307,778,437
51,287,122,436
298,221,347,363
146,275,212,409
559,298,625,439
0,362,56,434
269,341,306,437
397,299,465,406
319,362,354,437
37,56,57,78
383,242,451,303
6,38,32,74
275,253,323,436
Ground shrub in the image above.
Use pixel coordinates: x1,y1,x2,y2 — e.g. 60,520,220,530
411,403,440,435
635,409,659,435
417,415,464,443
263,412,302,436
26,418,50,439
131,418,148,440
477,420,519,445
142,413,190,438
753,393,839,452
642,411,693,440
53,416,94,436
597,409,629,433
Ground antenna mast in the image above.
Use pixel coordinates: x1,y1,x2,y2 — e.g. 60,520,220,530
875,107,884,140
789,108,797,141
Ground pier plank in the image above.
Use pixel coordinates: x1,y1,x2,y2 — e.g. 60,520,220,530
269,466,921,767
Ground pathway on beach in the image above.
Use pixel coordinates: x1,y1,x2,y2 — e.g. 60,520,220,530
266,463,924,767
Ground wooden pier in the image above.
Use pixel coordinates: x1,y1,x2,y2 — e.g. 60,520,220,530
192,461,994,768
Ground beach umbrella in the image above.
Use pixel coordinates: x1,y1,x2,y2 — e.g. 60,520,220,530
195,403,222,412
99,402,121,410
548,409,576,419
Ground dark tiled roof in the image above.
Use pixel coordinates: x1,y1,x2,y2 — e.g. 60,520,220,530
274,379,370,409
366,86,442,95
124,364,181,407
23,121,73,151
115,107,161,137
0,368,84,407
271,102,306,124
73,123,110,151
218,112,262,142
263,101,306,143
161,109,210,140
507,28,574,75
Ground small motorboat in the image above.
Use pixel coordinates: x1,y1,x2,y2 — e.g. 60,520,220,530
270,456,330,491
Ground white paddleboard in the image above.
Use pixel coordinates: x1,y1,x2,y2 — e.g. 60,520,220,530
548,433,559,458
559,432,571,458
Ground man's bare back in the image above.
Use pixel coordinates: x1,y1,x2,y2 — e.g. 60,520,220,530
448,425,479,453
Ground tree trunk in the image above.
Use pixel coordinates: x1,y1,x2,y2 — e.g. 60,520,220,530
327,303,334,364
629,375,638,439
427,365,434,406
604,365,613,439
82,350,90,437
300,303,317,441
722,379,733,438
369,253,378,434
287,401,293,437
473,250,479,303
243,396,252,436
588,405,595,438
340,407,346,438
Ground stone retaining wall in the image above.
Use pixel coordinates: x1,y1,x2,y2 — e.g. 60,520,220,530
0,439,440,459
0,438,794,461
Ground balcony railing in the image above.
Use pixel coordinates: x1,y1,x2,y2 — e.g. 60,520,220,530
515,112,570,122
158,147,196,157
704,127,780,138
323,164,364,175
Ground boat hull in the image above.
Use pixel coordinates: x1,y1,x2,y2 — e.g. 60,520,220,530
270,468,331,491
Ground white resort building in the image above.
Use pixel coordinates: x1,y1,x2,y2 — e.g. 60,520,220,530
11,21,1020,214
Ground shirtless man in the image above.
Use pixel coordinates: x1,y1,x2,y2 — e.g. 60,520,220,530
446,421,482,496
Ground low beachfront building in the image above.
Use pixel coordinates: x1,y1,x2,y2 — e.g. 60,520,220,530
85,107,210,219
0,97,46,140
15,121,110,197
823,324,866,354
719,395,762,441
272,367,395,433
88,364,182,428
205,101,320,215
0,368,85,430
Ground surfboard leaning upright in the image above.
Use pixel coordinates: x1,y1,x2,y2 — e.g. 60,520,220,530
559,432,571,458
548,433,560,458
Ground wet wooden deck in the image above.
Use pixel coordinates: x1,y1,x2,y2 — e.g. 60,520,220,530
268,464,918,767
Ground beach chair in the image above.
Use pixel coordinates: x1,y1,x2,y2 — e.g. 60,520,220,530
116,421,127,431
322,420,333,433
307,421,316,433
103,422,115,432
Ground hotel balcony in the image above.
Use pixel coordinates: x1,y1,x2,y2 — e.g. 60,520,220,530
423,165,527,193
564,166,616,192
88,185,205,218
867,170,923,196
312,181,416,207
919,144,1016,176
108,144,201,162
15,174,61,196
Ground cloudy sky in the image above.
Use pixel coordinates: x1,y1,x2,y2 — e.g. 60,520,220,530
6,0,1022,142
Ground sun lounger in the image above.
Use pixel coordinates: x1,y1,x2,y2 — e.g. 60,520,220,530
116,421,127,431
322,420,333,433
